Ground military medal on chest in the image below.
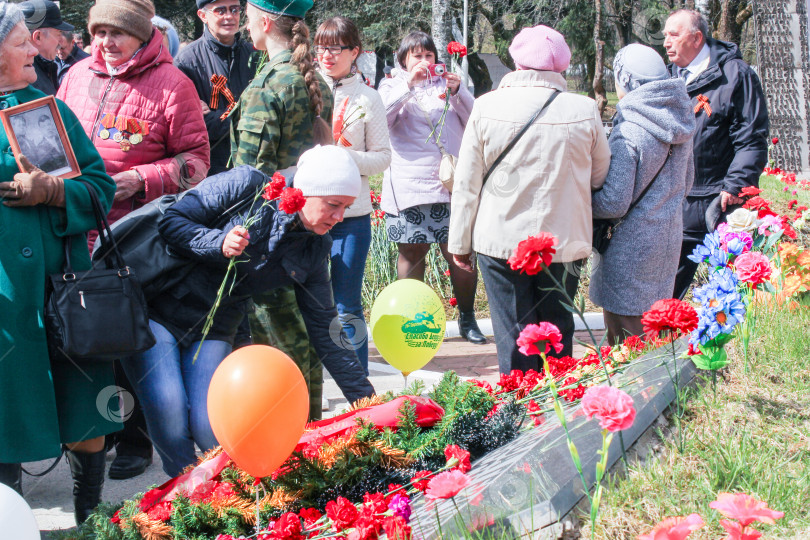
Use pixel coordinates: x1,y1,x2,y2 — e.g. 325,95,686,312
97,114,150,150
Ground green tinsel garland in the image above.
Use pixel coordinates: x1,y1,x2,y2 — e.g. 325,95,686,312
63,371,524,540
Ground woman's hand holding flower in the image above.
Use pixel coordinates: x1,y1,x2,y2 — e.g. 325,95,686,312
444,72,461,95
222,226,250,258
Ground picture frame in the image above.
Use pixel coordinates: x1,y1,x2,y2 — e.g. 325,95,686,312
0,95,81,179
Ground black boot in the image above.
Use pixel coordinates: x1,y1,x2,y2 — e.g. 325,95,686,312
459,311,488,344
66,449,106,525
0,462,22,495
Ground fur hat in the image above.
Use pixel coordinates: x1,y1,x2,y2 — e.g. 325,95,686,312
88,0,155,44
508,25,571,73
294,146,360,199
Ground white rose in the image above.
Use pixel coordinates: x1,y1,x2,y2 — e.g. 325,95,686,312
724,208,759,232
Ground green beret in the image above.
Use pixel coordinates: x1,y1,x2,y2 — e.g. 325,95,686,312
247,0,312,18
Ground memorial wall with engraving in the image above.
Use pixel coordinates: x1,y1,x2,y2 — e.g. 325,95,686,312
754,0,810,175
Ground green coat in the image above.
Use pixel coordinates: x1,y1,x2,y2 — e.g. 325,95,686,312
231,49,333,172
0,86,119,463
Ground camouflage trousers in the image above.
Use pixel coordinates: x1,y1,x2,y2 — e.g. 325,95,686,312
249,286,323,421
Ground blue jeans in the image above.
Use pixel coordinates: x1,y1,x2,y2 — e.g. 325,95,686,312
121,320,232,477
329,215,371,373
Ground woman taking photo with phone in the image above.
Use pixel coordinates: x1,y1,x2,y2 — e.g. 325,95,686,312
378,31,486,345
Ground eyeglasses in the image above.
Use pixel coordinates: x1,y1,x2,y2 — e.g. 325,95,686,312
314,45,352,56
206,5,242,17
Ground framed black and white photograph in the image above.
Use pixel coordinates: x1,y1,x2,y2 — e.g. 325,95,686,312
0,95,80,178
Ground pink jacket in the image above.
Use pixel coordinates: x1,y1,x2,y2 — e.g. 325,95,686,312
378,69,474,214
58,30,210,227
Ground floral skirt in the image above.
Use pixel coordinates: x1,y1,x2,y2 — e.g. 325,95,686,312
385,203,450,244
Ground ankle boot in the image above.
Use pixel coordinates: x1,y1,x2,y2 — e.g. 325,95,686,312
0,462,22,495
66,449,106,525
459,311,488,344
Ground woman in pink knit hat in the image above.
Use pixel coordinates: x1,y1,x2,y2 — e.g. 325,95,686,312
448,25,611,374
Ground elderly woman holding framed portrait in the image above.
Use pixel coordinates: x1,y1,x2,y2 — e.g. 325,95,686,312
0,2,120,525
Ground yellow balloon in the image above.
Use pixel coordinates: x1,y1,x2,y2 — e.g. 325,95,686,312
370,279,446,375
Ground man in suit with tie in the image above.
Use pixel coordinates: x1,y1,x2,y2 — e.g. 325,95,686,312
663,9,769,299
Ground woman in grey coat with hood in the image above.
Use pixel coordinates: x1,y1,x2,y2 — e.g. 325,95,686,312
590,43,696,343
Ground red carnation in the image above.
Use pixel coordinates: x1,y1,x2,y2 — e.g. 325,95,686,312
298,507,322,527
738,186,762,198
559,377,586,402
362,492,388,514
326,496,358,531
742,196,770,211
772,137,779,145
446,41,467,58
444,444,472,473
279,187,307,214
449,297,458,307
263,172,287,200
526,399,545,426
382,515,412,540
641,299,698,339
349,504,382,540
271,512,304,540
508,233,557,275
411,470,433,492
622,334,646,352
516,322,563,356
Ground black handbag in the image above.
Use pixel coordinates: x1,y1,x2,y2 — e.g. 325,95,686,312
92,189,256,301
45,181,155,362
592,146,673,255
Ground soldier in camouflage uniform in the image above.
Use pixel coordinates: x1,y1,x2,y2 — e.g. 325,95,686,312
233,0,343,420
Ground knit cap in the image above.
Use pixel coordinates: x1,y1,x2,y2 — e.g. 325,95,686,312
0,2,24,46
88,0,155,44
509,25,571,73
294,146,360,198
613,43,668,94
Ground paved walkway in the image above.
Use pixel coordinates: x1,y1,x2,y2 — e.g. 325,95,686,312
27,329,602,536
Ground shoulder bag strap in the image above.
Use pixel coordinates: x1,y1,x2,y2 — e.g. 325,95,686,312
413,92,450,157
620,145,673,219
482,90,561,185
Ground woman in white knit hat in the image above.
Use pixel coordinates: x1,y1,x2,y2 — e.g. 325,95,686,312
124,146,375,478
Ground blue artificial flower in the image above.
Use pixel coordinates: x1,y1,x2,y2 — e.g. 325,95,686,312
690,287,746,345
726,237,746,256
688,231,729,268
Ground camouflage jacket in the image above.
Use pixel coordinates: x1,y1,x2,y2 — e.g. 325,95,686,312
231,49,333,173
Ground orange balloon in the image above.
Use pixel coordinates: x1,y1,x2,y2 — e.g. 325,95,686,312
207,345,309,478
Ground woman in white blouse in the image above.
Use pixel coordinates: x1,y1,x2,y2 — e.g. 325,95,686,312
314,16,392,372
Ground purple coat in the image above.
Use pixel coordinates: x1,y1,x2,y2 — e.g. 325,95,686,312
378,69,474,214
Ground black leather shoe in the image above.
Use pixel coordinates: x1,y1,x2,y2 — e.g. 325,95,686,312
108,453,152,480
66,449,106,525
0,462,22,495
459,311,488,344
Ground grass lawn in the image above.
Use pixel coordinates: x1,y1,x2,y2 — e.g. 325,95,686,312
580,300,810,538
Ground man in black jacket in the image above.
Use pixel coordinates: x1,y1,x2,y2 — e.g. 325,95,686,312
175,0,256,175
55,30,89,86
20,0,74,96
664,9,769,299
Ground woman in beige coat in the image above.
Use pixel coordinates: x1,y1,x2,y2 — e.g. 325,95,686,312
448,26,610,374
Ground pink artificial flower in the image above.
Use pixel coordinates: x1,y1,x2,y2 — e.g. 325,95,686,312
733,252,772,285
425,470,470,500
709,493,784,528
719,519,762,540
637,514,705,540
516,322,563,356
757,214,783,236
581,386,636,432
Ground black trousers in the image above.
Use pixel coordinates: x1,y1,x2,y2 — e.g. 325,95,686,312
673,194,716,300
479,255,582,374
109,359,153,458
